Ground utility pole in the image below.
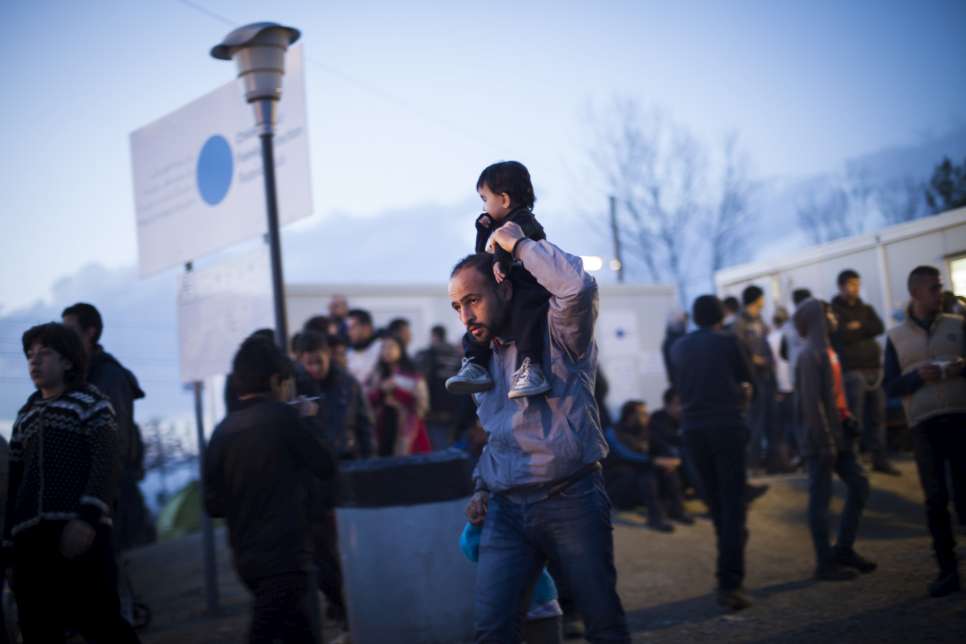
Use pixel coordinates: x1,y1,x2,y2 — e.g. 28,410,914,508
609,195,625,283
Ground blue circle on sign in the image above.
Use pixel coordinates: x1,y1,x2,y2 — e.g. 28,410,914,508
196,135,233,205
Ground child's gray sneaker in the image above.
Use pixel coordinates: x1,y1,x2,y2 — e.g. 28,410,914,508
445,358,494,394
508,358,551,399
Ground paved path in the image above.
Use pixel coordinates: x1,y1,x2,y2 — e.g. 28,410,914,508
127,456,965,643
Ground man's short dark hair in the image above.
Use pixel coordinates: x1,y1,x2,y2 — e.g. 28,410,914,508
618,400,646,426
662,387,678,407
722,296,740,314
451,253,497,284
476,161,536,210
837,269,860,287
327,334,347,349
693,295,725,328
22,322,88,389
303,315,330,334
293,330,328,355
792,288,812,306
741,285,764,307
230,336,295,396
431,325,447,341
907,265,941,293
347,309,373,327
62,302,103,343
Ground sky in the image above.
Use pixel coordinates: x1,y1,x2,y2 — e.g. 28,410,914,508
2,0,966,313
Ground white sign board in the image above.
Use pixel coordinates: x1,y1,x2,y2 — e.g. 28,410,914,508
131,44,312,276
177,247,273,383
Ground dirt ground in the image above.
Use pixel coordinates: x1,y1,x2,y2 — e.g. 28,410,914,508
125,455,965,643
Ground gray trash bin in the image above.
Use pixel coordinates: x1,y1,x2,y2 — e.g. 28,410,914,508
336,449,477,644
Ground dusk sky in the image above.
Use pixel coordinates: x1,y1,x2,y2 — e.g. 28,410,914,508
3,0,966,312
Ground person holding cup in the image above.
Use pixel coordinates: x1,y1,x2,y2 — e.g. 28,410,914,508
884,265,966,598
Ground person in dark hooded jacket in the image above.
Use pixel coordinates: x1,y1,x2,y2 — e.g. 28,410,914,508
794,298,877,582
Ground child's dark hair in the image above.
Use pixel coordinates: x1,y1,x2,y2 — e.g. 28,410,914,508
22,322,88,389
477,161,536,211
231,336,295,396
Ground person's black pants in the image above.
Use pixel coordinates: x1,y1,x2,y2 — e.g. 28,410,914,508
12,521,140,644
244,571,318,644
313,511,346,621
911,413,966,573
684,426,748,590
462,264,550,370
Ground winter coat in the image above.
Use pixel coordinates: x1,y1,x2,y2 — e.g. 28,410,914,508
204,397,335,582
830,295,885,371
4,386,118,548
88,346,145,473
793,299,846,458
296,364,374,460
669,328,753,432
474,207,547,276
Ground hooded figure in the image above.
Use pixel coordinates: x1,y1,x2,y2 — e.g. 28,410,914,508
793,299,876,581
793,300,845,459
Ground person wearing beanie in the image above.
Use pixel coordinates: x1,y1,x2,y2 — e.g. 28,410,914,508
669,295,755,611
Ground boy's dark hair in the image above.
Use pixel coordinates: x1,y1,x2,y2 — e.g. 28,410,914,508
792,288,812,306
61,302,103,343
722,296,740,314
618,400,646,426
476,161,536,211
907,265,941,293
431,325,447,341
230,336,295,396
451,253,497,284
347,309,373,327
387,318,410,335
289,332,302,355
303,315,330,334
693,295,725,328
837,269,860,287
742,285,764,307
293,330,329,355
249,328,276,342
22,322,88,389
662,387,678,407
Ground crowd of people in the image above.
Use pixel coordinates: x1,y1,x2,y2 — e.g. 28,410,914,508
1,159,963,644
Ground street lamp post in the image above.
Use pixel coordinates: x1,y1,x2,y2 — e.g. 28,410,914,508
212,22,301,351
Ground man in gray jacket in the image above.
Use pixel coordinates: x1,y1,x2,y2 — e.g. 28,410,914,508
450,223,628,643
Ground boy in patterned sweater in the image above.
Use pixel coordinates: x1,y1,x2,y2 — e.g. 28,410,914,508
4,323,139,643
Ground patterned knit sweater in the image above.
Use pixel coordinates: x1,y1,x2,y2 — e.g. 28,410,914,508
3,385,118,546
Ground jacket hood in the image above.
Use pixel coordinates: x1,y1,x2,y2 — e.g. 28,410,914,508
92,346,146,400
793,299,829,351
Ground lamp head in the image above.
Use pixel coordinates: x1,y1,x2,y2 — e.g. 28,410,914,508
211,22,300,106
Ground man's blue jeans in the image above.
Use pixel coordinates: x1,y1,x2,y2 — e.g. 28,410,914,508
842,370,887,459
806,448,870,564
475,471,629,643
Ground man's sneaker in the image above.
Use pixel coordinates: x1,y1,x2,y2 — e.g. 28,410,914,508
833,547,877,573
508,358,551,399
744,483,770,505
445,358,494,394
872,459,902,476
646,519,675,533
928,569,961,598
716,588,753,611
815,562,859,581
